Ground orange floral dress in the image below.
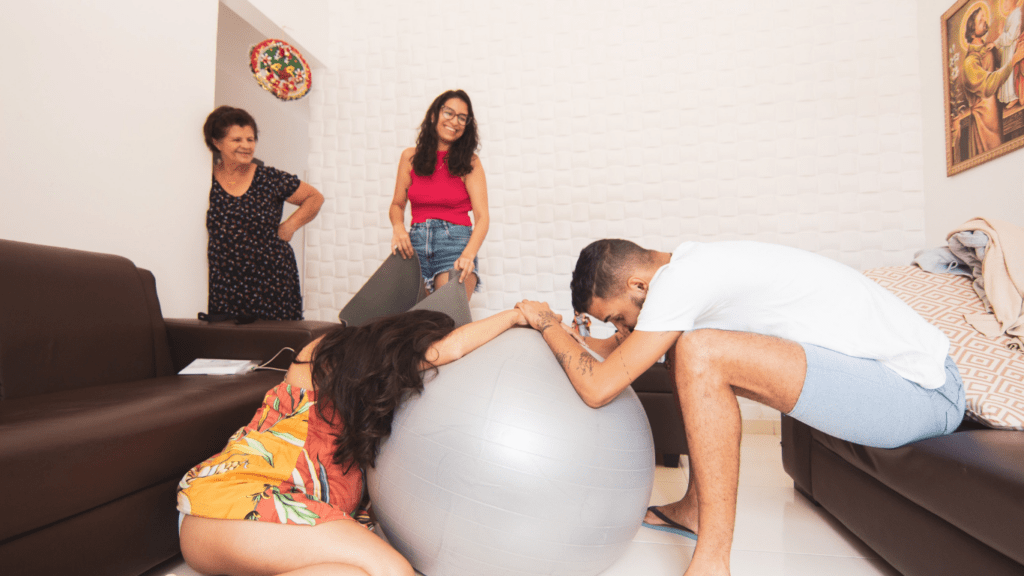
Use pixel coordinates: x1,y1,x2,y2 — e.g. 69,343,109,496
177,382,364,526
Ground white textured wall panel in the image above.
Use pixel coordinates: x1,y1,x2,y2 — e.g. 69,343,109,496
304,0,925,323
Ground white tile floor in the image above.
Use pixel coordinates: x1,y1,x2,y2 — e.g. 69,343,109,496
145,434,899,576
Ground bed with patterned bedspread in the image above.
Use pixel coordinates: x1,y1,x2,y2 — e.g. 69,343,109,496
864,266,1023,430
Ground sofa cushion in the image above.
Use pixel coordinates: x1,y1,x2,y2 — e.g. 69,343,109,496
814,427,1024,565
0,371,283,542
0,240,172,400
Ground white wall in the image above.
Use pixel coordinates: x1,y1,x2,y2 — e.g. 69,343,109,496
1,0,219,318
919,0,1024,245
0,0,328,319
225,0,329,68
5,0,971,325
304,0,929,322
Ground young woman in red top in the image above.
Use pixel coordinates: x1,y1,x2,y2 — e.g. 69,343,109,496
389,90,489,301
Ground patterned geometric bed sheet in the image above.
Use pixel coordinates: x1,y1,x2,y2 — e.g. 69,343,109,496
864,266,1024,431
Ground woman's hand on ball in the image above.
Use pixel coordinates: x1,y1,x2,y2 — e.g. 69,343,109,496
516,300,562,333
511,307,530,327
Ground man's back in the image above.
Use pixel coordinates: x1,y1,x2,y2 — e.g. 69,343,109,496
635,241,949,388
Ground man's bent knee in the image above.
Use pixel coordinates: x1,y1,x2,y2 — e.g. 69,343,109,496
671,330,806,410
670,330,730,382
671,329,734,365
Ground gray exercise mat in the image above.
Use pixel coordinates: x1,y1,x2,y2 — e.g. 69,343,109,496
409,270,473,327
337,253,427,327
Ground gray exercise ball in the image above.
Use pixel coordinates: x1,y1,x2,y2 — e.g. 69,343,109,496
367,328,655,576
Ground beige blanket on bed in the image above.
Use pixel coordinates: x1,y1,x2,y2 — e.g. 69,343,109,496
948,217,1024,349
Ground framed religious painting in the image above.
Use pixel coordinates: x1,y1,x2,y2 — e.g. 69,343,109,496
943,0,1024,175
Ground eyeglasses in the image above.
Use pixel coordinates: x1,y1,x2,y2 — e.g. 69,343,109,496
440,105,470,126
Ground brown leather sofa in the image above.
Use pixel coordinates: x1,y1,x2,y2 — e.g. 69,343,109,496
632,363,688,467
0,239,335,576
781,415,1024,575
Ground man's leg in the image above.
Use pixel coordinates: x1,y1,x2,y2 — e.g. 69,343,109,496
645,345,699,535
786,346,963,449
655,329,806,576
645,454,699,535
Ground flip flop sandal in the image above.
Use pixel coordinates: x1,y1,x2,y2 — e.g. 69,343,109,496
642,505,698,541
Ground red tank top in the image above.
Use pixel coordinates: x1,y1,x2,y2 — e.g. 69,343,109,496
408,151,473,226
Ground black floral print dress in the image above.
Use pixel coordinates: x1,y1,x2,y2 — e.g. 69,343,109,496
207,165,303,320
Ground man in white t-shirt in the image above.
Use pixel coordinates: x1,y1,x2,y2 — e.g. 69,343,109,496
516,239,965,576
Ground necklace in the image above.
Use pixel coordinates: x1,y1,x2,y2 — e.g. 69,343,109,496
218,163,250,185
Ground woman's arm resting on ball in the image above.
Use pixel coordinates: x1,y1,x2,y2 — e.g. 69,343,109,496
515,300,678,408
422,309,527,369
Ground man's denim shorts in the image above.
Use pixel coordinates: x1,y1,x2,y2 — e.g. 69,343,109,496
787,343,965,449
410,219,481,291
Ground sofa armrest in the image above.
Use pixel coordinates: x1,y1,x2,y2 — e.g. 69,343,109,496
165,319,338,373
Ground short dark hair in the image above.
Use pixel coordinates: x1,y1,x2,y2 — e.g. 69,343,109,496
413,90,479,178
203,106,259,155
570,239,651,315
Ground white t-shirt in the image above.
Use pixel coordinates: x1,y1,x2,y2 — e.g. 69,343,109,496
635,241,950,389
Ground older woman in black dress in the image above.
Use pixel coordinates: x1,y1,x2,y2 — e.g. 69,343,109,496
203,106,324,320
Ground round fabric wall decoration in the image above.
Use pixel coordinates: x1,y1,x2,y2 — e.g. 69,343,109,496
249,39,312,101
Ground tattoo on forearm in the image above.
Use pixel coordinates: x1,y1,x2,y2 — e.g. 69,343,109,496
537,311,560,333
576,353,595,377
554,352,570,371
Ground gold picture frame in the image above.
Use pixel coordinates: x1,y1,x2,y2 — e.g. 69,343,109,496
942,0,1024,175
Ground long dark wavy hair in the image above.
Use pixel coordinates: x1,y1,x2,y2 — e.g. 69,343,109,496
311,310,456,472
412,90,479,178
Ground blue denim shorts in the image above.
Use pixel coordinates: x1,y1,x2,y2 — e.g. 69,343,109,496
410,219,481,291
787,343,965,449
